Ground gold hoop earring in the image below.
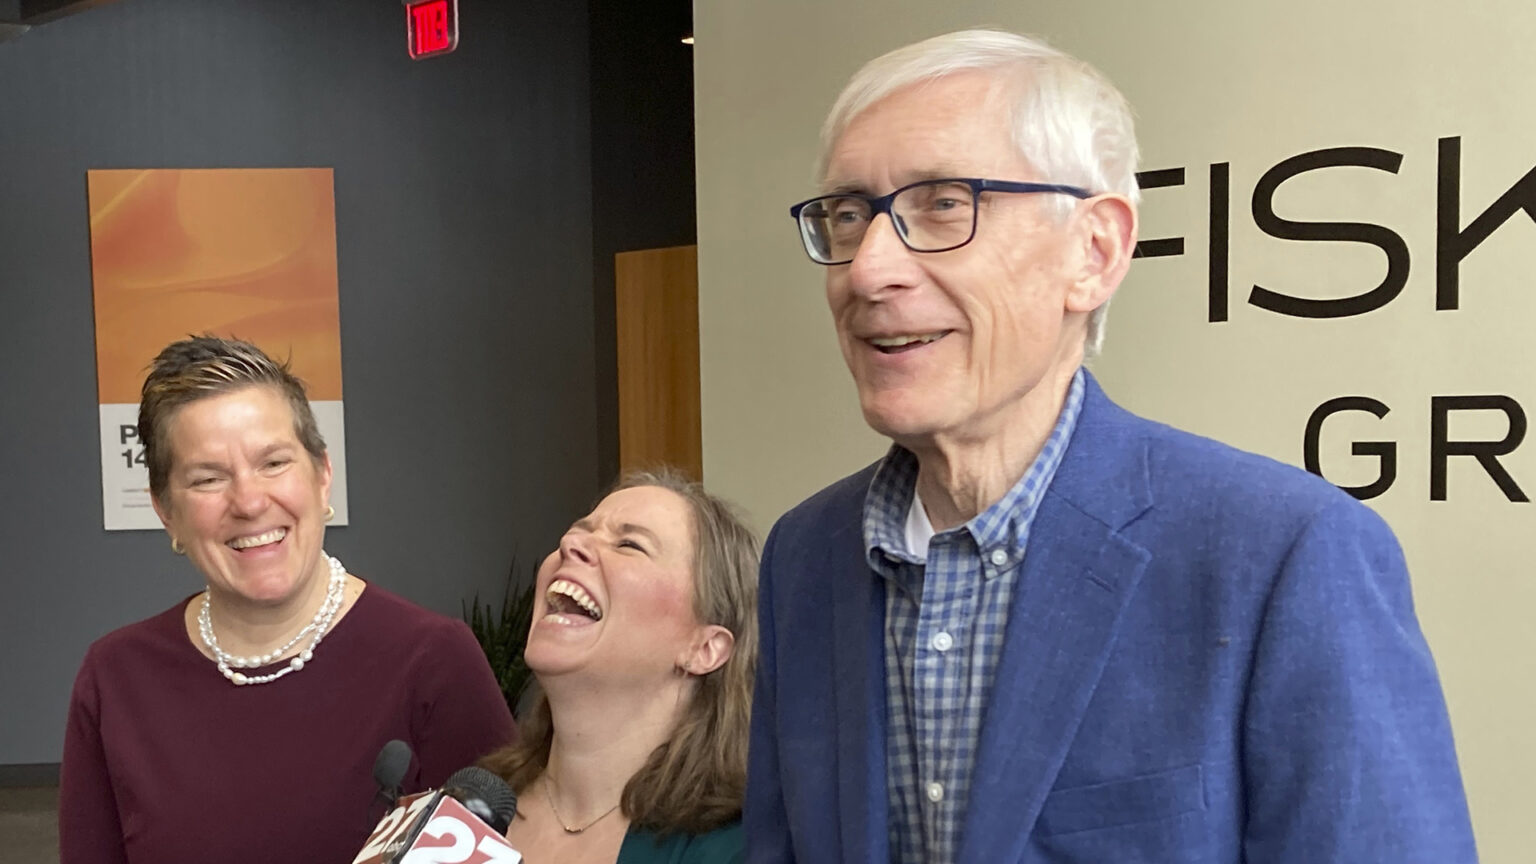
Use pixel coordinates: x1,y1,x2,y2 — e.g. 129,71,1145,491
170,537,185,555
324,505,335,522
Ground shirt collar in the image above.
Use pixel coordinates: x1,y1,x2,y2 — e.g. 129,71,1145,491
862,367,1087,573
903,485,936,559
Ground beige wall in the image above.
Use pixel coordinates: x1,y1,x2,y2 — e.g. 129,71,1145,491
696,1,1536,859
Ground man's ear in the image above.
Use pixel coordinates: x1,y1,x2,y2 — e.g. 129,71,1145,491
1065,194,1138,314
681,625,735,677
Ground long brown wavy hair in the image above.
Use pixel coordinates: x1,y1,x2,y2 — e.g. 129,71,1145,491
479,468,760,835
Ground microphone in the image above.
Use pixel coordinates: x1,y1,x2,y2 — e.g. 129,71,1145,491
370,739,413,830
438,766,519,835
353,764,522,864
374,739,413,799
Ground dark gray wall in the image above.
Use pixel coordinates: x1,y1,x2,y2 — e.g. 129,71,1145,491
0,0,598,765
589,0,697,485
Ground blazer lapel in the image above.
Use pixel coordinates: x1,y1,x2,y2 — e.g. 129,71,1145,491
958,375,1155,864
830,503,890,863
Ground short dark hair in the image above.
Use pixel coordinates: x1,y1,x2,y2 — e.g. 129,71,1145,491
139,335,327,502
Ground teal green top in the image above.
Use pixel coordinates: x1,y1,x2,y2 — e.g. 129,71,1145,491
615,820,745,864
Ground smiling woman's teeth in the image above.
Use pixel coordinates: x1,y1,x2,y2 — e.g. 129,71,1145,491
546,579,603,621
228,528,286,550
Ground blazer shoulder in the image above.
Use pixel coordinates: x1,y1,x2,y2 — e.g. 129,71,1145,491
1115,420,1405,576
1092,400,1354,513
1075,386,1383,546
769,461,878,541
1155,422,1357,513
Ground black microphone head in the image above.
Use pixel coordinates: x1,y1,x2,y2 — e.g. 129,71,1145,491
442,765,518,835
373,739,413,795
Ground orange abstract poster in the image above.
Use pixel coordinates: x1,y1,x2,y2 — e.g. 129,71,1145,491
88,168,349,530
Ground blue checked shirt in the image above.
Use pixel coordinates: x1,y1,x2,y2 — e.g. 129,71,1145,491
864,369,1085,864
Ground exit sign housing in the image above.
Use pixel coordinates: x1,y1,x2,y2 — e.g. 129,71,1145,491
404,0,458,60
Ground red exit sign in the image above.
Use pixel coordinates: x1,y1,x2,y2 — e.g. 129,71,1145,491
404,0,458,60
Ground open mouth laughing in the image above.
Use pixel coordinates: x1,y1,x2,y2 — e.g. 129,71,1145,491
544,578,604,624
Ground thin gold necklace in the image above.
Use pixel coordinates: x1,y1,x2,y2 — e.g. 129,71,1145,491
542,775,621,834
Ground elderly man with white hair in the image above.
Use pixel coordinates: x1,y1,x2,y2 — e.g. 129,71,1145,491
745,29,1476,864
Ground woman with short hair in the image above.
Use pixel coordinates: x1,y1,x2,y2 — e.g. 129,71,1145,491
60,335,515,864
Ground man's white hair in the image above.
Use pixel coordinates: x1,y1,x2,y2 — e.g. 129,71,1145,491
817,29,1140,357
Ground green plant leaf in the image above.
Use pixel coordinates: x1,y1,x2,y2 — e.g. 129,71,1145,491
462,555,539,717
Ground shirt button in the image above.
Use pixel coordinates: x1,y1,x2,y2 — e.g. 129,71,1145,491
989,548,1008,566
930,631,953,652
926,782,945,803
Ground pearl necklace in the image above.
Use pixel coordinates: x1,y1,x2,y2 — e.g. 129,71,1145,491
197,552,347,686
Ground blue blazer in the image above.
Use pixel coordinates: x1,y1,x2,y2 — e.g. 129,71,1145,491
745,373,1476,863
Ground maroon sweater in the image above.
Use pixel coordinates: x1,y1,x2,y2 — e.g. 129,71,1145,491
59,584,517,864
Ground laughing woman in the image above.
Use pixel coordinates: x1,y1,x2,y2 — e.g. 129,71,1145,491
59,336,515,864
481,471,759,864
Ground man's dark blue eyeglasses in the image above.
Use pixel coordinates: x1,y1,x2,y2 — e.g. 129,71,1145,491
789,177,1093,265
